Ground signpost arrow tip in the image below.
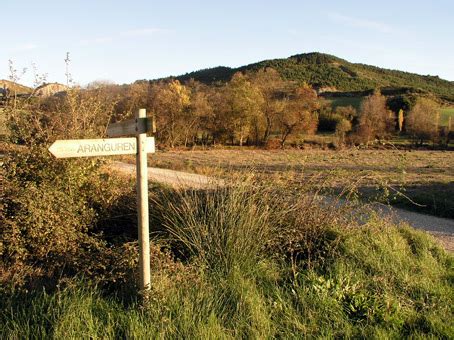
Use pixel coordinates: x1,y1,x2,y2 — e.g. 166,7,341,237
48,141,58,158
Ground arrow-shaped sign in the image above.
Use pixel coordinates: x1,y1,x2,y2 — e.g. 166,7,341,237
48,137,155,158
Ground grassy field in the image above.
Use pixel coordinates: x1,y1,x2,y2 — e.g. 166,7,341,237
144,148,454,218
441,107,454,126
326,96,362,110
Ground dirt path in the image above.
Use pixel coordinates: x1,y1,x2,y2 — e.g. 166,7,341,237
374,204,454,252
111,161,454,252
112,161,218,189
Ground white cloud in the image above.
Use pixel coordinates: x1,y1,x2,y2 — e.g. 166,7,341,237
328,13,393,34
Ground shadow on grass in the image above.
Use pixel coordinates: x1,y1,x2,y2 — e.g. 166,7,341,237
353,181,454,219
390,181,454,219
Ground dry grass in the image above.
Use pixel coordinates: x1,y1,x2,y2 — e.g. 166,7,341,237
141,148,454,217
145,148,452,182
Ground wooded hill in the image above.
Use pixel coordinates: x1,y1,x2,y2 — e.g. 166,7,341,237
171,52,454,103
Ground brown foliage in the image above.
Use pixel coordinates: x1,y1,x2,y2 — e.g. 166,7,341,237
406,97,440,145
356,90,394,144
277,84,320,146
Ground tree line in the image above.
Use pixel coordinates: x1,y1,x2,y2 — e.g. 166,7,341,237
112,68,450,148
130,69,320,147
6,67,451,148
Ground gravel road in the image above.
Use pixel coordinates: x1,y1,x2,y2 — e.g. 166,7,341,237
374,204,454,251
112,161,454,252
112,161,216,189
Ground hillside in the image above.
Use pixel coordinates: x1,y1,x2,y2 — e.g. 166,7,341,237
173,52,454,103
0,79,33,94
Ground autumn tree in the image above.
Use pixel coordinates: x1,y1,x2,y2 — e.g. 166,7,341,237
186,80,214,146
277,84,319,147
398,109,404,132
357,89,393,143
150,80,191,147
223,73,264,146
204,86,231,144
248,68,287,144
406,97,440,145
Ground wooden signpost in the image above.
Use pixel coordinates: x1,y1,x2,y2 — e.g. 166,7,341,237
48,137,155,158
107,117,149,138
48,109,153,293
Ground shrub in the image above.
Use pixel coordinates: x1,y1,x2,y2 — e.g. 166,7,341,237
1,87,133,292
335,119,352,145
318,112,343,132
0,144,140,291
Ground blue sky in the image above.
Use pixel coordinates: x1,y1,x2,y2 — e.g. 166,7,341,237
2,0,454,86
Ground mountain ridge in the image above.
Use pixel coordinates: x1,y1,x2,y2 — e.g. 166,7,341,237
167,52,454,103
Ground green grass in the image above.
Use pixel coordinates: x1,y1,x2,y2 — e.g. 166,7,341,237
327,96,363,111
441,107,454,127
2,180,453,338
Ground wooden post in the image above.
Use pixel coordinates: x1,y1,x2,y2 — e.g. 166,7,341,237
136,108,150,292
49,109,155,295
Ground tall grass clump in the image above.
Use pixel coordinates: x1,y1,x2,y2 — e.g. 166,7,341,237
152,180,275,274
148,180,281,337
